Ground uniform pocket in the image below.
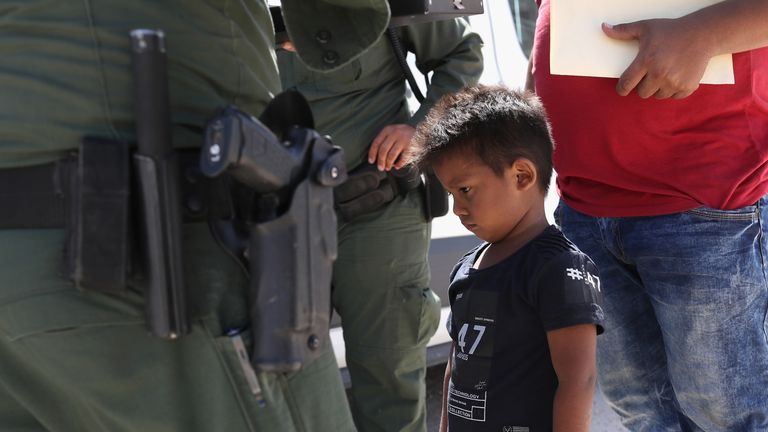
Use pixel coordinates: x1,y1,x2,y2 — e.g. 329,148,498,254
381,284,441,349
417,288,441,346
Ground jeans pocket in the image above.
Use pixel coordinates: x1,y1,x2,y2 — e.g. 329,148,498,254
684,204,758,221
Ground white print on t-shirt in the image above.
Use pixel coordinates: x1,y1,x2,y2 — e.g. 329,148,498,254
448,381,487,422
502,426,530,432
565,268,601,292
457,323,486,355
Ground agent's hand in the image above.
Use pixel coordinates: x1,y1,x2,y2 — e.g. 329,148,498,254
280,41,296,52
603,18,713,99
368,123,416,171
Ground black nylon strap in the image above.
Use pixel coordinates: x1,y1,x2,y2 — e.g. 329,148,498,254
0,151,208,229
333,163,422,221
0,159,73,229
335,181,397,221
334,164,388,203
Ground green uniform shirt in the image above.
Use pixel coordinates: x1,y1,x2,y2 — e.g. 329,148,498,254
0,0,389,168
277,18,483,170
508,0,539,58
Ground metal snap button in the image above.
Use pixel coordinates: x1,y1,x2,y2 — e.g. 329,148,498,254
323,50,339,65
315,29,331,44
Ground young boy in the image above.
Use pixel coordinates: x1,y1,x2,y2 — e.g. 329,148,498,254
409,85,605,432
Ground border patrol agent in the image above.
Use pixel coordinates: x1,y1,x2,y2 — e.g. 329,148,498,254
278,17,483,431
0,1,392,431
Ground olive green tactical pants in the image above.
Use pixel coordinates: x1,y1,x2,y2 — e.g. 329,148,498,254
334,188,441,432
0,225,354,432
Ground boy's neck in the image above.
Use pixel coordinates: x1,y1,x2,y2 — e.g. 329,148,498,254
475,206,549,270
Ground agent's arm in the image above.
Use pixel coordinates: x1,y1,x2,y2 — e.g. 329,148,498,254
405,18,484,126
546,324,598,432
368,18,484,171
525,57,535,93
603,0,768,99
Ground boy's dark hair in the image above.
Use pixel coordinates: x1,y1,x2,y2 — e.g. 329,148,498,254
410,85,554,193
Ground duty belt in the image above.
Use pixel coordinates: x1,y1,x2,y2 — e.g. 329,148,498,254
332,162,448,222
0,149,209,230
0,144,213,301
333,162,421,222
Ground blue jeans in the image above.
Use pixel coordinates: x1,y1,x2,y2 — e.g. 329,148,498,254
555,199,768,432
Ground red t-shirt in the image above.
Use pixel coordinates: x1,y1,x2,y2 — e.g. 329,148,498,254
532,0,768,217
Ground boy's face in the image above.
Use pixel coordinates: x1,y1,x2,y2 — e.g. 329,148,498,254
433,152,541,245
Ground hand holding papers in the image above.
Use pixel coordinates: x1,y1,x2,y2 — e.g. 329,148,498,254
550,0,734,88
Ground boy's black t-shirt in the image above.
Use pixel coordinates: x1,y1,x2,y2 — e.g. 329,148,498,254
446,225,604,432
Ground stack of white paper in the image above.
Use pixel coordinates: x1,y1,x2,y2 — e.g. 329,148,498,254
550,0,734,84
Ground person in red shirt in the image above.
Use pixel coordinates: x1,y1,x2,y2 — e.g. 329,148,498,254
529,0,768,430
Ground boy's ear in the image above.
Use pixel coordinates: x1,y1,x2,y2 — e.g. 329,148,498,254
511,158,537,191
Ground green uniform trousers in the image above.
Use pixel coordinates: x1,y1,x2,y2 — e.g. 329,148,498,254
333,188,442,432
0,225,354,432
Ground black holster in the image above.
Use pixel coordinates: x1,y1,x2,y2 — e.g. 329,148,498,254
200,94,346,372
423,170,449,221
245,128,343,372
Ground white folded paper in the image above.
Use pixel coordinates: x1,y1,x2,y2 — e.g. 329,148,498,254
550,0,734,84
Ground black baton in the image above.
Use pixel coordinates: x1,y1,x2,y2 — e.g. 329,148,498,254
130,29,189,339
